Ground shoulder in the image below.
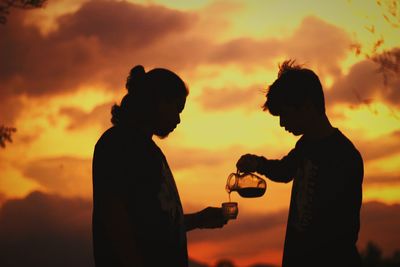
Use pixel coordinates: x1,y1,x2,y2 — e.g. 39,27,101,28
94,126,124,153
333,129,363,165
94,126,155,155
98,125,163,158
334,129,360,153
92,126,162,177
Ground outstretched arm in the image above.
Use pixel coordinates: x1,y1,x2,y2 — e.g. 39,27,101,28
184,207,227,231
236,149,299,183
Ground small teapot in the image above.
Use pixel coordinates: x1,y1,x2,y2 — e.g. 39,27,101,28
226,170,267,198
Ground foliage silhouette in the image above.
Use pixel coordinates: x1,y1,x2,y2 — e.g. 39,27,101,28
0,0,46,24
361,241,400,267
0,125,16,148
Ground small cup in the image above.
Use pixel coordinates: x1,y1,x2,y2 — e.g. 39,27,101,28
222,202,238,220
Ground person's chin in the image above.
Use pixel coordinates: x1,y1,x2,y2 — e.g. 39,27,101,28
155,127,174,139
291,129,303,136
286,128,302,136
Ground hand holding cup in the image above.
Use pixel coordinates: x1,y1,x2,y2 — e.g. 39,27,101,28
222,202,238,220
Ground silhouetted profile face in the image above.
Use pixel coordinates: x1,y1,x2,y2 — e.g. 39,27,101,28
278,104,309,136
263,61,326,137
154,95,186,138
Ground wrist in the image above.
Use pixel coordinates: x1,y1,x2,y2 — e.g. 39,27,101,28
255,156,266,173
194,211,204,229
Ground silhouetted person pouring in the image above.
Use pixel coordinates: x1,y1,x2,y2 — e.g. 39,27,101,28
236,60,364,267
92,65,227,267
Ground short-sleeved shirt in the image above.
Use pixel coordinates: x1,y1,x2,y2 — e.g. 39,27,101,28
92,125,188,267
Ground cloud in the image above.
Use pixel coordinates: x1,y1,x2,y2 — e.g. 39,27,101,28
60,101,113,130
0,191,398,266
1,2,351,98
146,15,352,81
189,209,287,243
59,85,264,129
195,16,351,112
0,191,94,267
327,50,400,108
187,201,400,260
1,0,355,126
284,16,351,78
0,0,194,99
196,85,265,111
23,124,397,196
15,142,242,197
364,173,400,185
0,192,6,207
22,156,92,197
357,130,400,162
208,16,351,77
0,96,24,125
163,145,244,171
358,201,400,256
54,0,190,50
209,37,282,68
19,145,237,196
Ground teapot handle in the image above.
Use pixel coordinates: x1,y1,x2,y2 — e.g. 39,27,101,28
226,172,239,193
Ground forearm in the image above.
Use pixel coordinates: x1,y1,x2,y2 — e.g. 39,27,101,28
256,156,294,183
185,207,227,231
184,213,200,231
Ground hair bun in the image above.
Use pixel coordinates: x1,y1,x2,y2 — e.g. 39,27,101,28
126,65,146,94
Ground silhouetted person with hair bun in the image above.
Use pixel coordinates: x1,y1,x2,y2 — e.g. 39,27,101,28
92,65,227,267
236,60,364,267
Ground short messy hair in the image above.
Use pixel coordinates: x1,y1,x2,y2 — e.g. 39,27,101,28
263,60,325,116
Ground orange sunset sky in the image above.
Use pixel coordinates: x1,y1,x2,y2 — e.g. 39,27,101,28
0,0,399,266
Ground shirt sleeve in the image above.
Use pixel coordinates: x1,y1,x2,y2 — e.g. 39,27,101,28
257,147,300,183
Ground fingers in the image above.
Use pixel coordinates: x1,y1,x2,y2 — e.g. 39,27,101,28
198,207,229,229
236,154,259,173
